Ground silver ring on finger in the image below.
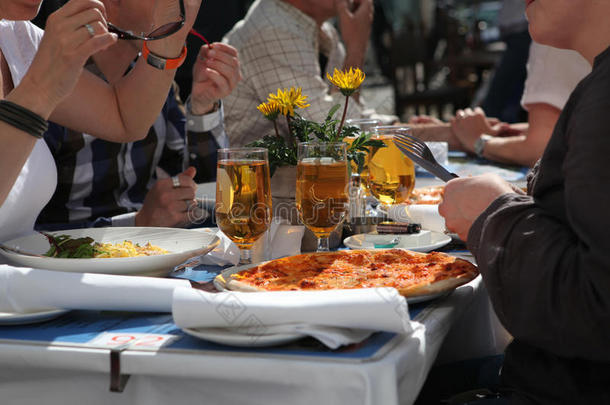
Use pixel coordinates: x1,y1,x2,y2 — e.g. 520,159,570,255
171,176,180,188
84,23,95,37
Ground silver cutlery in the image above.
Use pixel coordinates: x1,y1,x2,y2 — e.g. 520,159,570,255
0,244,47,258
393,132,458,182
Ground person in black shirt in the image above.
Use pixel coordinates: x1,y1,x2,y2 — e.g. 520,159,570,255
439,0,610,403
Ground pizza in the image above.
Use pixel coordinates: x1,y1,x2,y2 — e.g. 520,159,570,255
218,249,478,297
408,186,445,205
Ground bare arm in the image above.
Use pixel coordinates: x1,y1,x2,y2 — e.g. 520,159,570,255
409,123,464,151
338,0,373,70
336,0,373,102
451,105,560,167
49,0,202,142
0,0,200,205
482,103,560,167
1,0,118,205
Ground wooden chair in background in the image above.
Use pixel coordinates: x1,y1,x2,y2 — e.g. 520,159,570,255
389,10,475,121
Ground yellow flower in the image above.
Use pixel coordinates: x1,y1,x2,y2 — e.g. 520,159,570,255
268,87,310,116
257,100,282,121
326,67,365,96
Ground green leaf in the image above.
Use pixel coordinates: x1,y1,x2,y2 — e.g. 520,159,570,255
326,104,341,120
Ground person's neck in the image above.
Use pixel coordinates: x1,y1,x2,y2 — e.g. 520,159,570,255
578,39,610,66
569,11,610,65
281,0,330,26
91,41,140,84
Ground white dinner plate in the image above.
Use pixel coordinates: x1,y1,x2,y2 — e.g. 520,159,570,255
182,327,305,347
0,309,69,325
343,230,451,252
0,227,220,277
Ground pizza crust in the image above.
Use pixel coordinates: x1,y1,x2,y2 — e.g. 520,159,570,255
396,266,478,296
225,278,266,292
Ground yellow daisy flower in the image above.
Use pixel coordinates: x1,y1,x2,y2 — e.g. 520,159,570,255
268,87,310,116
257,100,282,121
326,67,366,96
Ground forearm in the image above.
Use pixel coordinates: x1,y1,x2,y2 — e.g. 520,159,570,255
50,50,180,142
341,48,366,102
481,103,560,167
104,13,193,140
482,135,540,167
469,194,610,361
110,57,178,138
50,12,191,142
410,123,463,151
342,46,366,71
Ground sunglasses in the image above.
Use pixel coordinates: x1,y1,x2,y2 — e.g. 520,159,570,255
108,0,185,41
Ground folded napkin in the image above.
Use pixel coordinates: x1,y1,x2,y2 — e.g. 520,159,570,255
387,204,446,233
198,219,305,266
172,287,412,349
0,265,189,314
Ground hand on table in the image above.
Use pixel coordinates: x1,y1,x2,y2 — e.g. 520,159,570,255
135,166,199,227
409,115,444,125
190,43,242,115
450,107,511,153
438,173,515,241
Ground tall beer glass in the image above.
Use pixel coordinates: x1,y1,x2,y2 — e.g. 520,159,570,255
296,142,349,252
368,126,416,208
216,148,272,265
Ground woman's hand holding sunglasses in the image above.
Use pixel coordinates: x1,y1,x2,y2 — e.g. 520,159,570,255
18,0,117,117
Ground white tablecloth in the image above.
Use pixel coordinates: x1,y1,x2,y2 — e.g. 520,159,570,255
0,276,506,405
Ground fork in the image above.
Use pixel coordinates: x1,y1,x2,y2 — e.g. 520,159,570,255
0,244,47,258
393,132,458,182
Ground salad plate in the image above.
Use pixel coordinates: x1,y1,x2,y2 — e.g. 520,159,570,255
0,227,219,277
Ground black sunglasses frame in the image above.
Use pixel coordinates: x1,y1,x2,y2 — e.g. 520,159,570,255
108,0,185,41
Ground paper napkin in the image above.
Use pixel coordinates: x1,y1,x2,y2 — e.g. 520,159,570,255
387,204,446,233
172,287,412,349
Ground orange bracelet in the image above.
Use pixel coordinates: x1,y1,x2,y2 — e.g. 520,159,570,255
141,42,187,70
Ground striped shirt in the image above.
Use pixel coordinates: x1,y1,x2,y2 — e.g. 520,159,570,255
36,84,225,229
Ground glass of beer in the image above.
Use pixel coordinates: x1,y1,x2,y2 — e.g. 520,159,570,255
296,142,349,252
367,126,416,209
216,148,272,265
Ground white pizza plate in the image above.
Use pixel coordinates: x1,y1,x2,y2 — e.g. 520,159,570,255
214,251,458,304
0,309,69,325
0,227,220,277
182,327,305,347
343,230,451,252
